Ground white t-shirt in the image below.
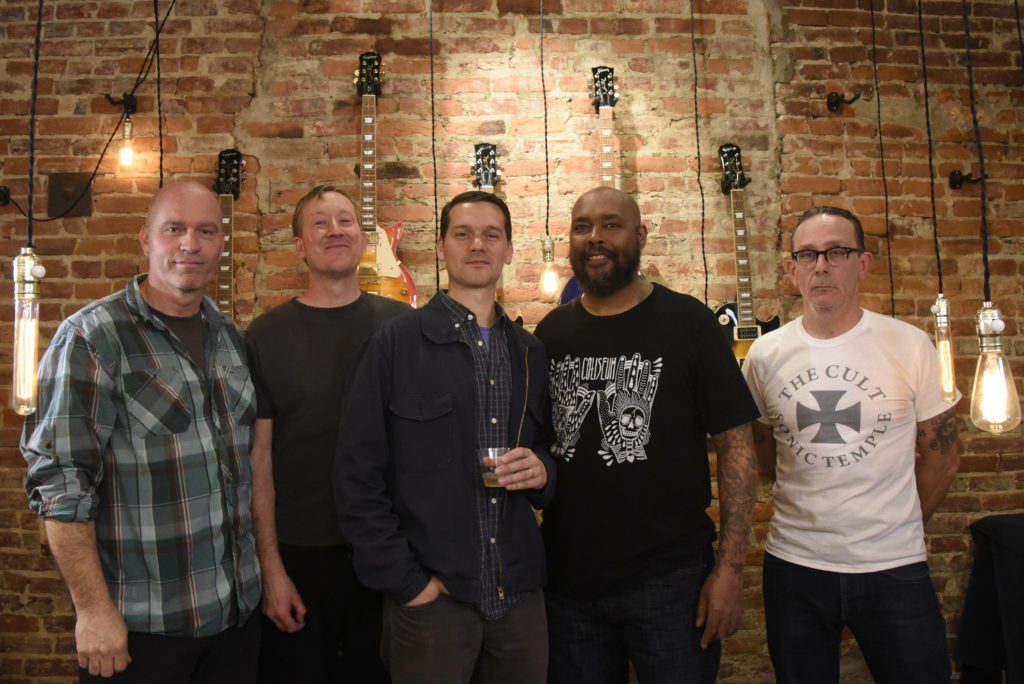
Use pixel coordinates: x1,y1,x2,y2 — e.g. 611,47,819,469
742,309,958,572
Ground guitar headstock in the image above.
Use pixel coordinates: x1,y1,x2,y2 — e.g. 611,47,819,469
591,66,619,112
470,143,500,191
355,51,383,96
214,148,244,199
718,143,751,194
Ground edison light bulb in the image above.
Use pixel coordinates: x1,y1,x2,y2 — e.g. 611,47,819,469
931,294,958,403
12,247,44,416
541,236,559,299
970,303,1021,434
118,117,134,166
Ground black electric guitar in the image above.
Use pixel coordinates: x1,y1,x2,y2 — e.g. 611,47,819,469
714,143,779,363
212,148,244,320
355,51,417,307
559,65,620,305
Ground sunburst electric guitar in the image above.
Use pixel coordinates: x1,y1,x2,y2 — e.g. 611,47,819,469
714,143,779,364
355,51,417,307
559,65,620,305
212,148,243,320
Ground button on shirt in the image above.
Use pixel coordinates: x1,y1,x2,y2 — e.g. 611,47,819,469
20,276,261,637
437,291,523,619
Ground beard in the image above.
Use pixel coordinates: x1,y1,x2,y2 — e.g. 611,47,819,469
569,242,641,297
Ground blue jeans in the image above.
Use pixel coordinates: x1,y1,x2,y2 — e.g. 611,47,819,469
546,547,719,684
763,552,951,683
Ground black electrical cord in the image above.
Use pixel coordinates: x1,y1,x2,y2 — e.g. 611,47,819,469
961,0,992,302
153,0,164,186
917,0,944,294
24,0,45,246
540,0,551,242
1015,0,1024,78
868,0,896,317
428,0,440,291
688,0,708,305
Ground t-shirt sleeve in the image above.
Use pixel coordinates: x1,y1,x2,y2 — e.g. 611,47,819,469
244,326,275,420
911,328,960,422
741,339,772,424
691,304,762,435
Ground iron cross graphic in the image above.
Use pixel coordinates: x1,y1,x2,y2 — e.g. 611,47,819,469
796,390,861,443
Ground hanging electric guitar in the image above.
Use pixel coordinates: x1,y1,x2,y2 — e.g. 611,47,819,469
715,143,779,363
212,148,244,320
470,142,500,192
559,65,620,305
355,51,417,307
468,142,506,302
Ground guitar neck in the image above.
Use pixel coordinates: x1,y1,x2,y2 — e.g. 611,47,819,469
358,94,382,280
597,106,617,188
216,194,234,320
730,188,756,328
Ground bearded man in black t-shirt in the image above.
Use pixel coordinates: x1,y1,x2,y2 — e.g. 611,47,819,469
534,187,761,684
246,185,408,683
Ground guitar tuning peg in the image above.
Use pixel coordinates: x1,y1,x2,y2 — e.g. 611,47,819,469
495,170,502,177
353,69,359,76
240,159,246,167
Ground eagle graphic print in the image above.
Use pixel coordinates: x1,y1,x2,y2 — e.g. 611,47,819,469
550,352,663,466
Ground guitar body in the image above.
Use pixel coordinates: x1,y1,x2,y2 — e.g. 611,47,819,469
358,222,417,306
715,303,780,363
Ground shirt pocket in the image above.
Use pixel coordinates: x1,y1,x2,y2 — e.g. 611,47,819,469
123,368,192,437
216,365,257,427
388,393,455,472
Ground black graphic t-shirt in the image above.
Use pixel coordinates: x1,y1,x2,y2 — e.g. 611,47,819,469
535,284,760,599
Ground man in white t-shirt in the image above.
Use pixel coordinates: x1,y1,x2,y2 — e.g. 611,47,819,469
742,206,960,683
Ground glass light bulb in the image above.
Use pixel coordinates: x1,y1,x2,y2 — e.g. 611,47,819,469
970,351,1021,434
119,141,134,166
541,261,559,298
970,302,1021,434
12,248,43,416
931,295,957,403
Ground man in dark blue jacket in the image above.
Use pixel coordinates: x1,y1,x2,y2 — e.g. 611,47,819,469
335,191,554,684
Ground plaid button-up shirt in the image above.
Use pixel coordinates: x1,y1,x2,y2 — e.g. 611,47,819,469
21,276,261,637
437,291,524,619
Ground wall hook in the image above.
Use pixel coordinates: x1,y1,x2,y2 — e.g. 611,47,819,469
949,170,987,189
826,91,861,112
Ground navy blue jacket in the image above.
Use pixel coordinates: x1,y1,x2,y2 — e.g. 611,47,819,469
335,295,554,606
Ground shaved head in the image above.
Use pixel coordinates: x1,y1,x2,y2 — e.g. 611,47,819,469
146,181,220,229
571,187,642,227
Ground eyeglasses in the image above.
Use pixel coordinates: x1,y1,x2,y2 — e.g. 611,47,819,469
791,246,864,267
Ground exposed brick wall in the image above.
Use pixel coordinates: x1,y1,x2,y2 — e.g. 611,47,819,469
1,0,1021,681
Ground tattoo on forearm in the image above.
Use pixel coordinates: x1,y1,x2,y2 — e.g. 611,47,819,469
712,424,759,574
928,408,958,454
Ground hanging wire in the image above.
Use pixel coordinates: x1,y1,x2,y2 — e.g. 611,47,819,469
153,0,164,186
917,0,944,293
961,0,991,302
8,0,178,223
868,0,896,316
24,0,45,246
428,0,440,291
540,0,551,242
688,0,708,304
1014,0,1024,76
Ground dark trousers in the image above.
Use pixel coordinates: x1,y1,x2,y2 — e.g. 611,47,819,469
763,552,951,683
257,544,388,684
546,547,719,684
381,591,547,684
79,612,260,684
